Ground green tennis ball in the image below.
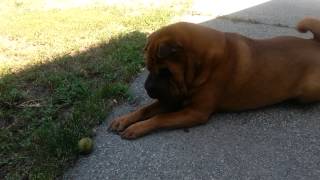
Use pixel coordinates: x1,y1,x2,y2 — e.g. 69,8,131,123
78,137,93,154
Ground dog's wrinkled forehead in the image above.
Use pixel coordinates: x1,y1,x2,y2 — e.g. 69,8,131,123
144,30,183,72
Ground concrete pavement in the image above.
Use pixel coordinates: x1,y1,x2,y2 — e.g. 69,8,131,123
64,0,320,179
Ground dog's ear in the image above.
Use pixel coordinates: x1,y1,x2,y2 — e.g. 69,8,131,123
157,42,182,59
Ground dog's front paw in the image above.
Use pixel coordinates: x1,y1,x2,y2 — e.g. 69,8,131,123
108,116,131,132
120,121,153,140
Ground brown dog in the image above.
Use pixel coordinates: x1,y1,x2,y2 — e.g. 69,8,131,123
109,17,320,139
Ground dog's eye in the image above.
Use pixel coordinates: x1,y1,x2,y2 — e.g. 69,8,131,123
158,68,171,77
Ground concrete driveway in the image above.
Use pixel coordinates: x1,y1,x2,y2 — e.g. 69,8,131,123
64,0,320,179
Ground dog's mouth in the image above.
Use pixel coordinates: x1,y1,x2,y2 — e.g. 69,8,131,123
145,83,182,104
144,73,184,109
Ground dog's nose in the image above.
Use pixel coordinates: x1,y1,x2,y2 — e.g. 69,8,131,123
144,74,159,99
144,82,158,98
146,87,158,99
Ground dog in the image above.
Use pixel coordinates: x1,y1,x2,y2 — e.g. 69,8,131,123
109,17,320,139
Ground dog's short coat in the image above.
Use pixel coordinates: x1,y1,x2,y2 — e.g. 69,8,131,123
109,17,320,139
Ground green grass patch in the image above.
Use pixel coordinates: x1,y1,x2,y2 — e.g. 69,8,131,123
0,1,191,179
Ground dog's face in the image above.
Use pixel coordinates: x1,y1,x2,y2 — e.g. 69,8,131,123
144,31,188,106
144,41,186,106
143,22,227,107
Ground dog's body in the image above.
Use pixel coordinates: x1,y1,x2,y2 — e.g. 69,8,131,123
109,18,320,139
218,33,320,110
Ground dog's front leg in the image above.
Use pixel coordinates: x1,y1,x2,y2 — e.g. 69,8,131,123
120,106,211,139
108,101,165,132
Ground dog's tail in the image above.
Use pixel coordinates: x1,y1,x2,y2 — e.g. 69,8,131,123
297,17,320,41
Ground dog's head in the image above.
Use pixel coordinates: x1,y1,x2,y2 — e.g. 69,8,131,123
143,22,226,106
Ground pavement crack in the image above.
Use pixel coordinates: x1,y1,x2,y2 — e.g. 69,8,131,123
217,15,295,29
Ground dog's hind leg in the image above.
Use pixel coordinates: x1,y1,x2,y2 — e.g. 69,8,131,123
297,72,320,103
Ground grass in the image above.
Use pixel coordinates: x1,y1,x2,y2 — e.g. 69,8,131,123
0,0,191,179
